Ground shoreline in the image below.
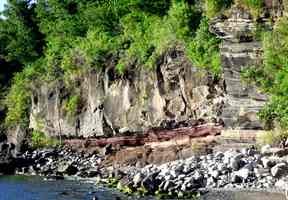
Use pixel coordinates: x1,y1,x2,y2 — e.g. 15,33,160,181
2,144,287,199
1,174,286,200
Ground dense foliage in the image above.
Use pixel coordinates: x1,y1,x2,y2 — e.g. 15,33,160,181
0,0,224,128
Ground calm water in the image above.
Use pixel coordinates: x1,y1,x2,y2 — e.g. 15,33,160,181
0,176,125,200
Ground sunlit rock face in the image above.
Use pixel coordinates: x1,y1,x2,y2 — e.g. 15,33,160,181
28,48,222,138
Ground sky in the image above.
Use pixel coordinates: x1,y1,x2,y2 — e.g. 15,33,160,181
0,0,6,12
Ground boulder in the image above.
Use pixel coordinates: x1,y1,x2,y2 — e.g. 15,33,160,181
229,153,244,170
119,127,130,134
231,173,242,184
0,140,17,174
261,157,276,168
271,163,288,177
58,162,78,176
235,168,250,180
163,180,173,191
254,167,270,178
102,144,113,155
261,145,271,155
210,170,220,179
133,173,144,187
141,175,158,193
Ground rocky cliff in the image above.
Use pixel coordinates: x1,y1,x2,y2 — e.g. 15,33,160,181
210,6,267,130
28,49,223,138
211,1,284,129
10,2,286,142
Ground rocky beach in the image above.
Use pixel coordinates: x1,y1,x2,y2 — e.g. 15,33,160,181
1,131,288,199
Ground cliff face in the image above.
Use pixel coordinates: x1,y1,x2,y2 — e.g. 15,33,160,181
210,6,268,130
28,49,222,138
11,2,285,141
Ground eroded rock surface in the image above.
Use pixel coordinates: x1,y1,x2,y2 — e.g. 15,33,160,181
28,50,223,138
210,6,269,129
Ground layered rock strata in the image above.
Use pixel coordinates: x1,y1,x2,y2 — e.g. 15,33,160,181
210,6,269,129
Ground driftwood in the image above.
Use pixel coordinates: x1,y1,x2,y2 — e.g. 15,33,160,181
64,124,222,147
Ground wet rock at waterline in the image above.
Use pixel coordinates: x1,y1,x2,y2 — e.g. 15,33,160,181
0,136,17,174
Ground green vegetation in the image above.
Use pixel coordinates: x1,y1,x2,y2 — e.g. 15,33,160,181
31,130,60,149
240,15,288,132
63,94,81,121
187,17,222,77
4,72,31,127
205,0,233,18
239,0,264,18
106,177,200,199
256,129,288,146
0,0,223,130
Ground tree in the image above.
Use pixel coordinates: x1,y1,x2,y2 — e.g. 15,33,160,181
0,0,44,65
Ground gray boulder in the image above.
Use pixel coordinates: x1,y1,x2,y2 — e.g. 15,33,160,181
57,162,78,176
261,157,276,168
271,163,288,177
235,168,250,180
133,173,144,186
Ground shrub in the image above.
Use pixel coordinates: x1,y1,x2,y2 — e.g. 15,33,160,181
258,96,288,129
118,1,202,69
31,130,60,149
5,59,46,128
116,63,126,75
187,17,222,77
63,95,80,120
256,129,288,146
205,0,233,18
240,0,264,18
5,73,31,127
